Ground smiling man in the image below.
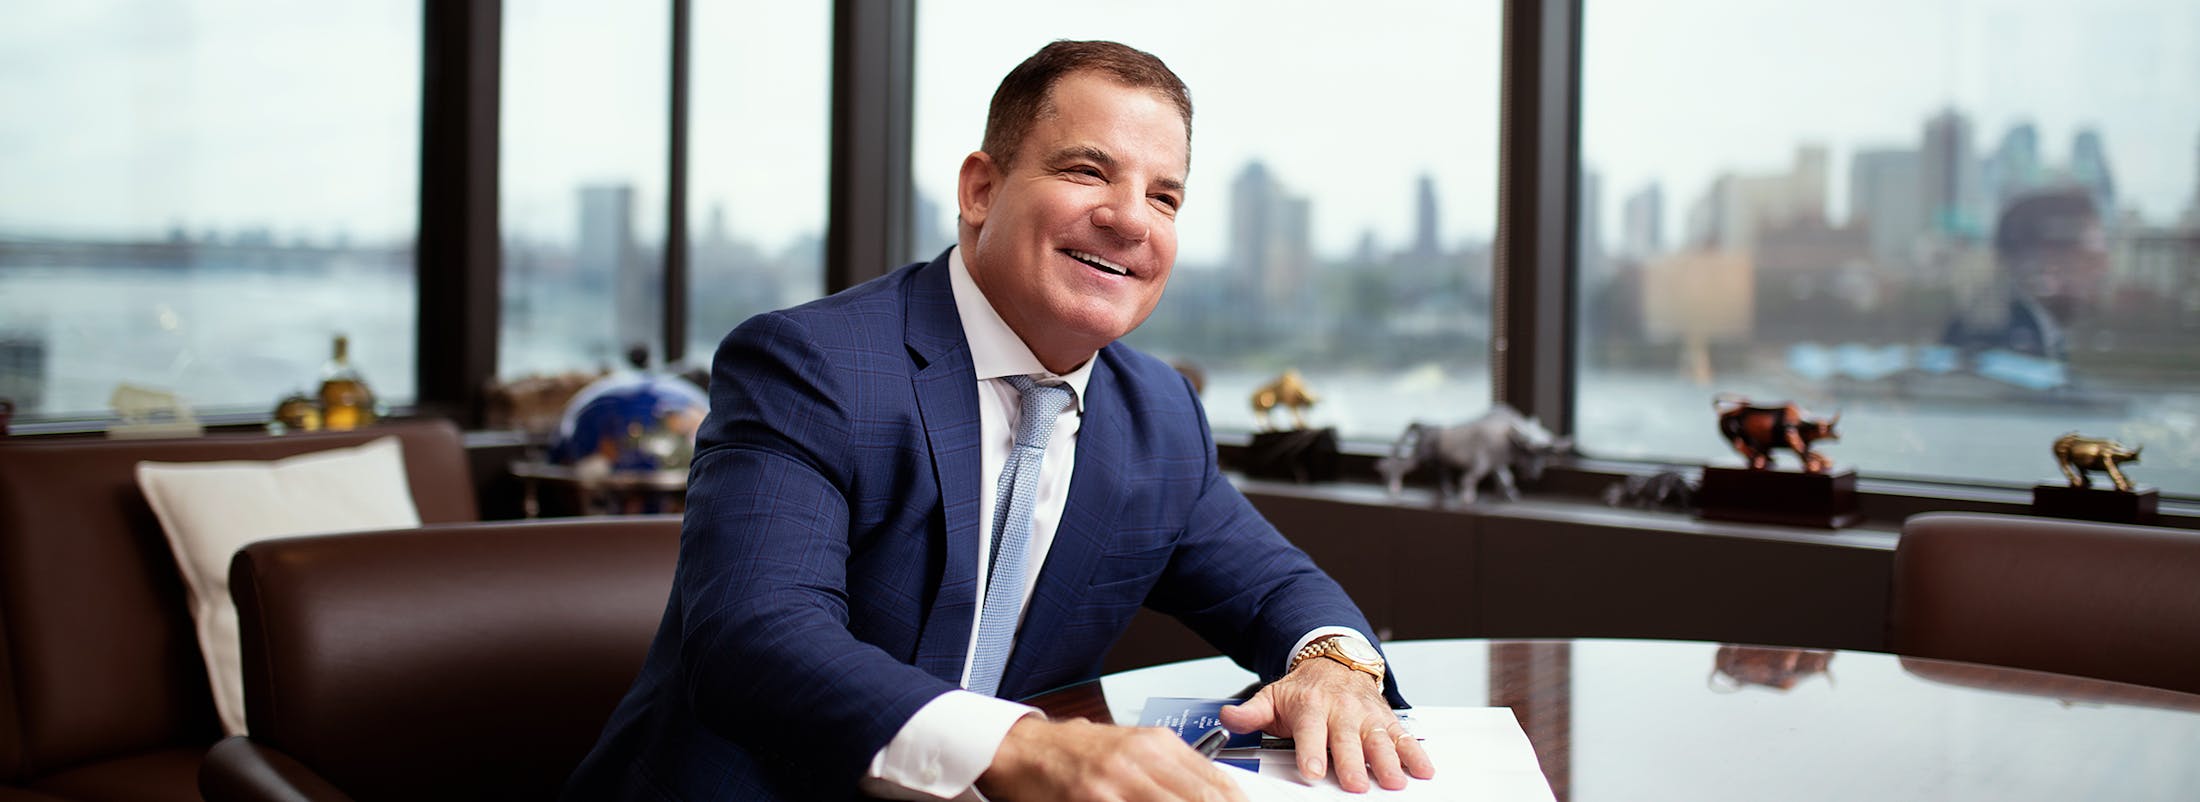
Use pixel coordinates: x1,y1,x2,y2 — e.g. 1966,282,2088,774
566,41,1431,802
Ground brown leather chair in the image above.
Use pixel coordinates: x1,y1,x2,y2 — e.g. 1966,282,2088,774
198,516,679,802
1891,511,2200,696
0,421,478,801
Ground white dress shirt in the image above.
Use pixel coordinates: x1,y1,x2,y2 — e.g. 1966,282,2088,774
862,248,1365,800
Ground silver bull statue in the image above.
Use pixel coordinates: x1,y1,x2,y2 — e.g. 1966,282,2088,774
1377,404,1572,505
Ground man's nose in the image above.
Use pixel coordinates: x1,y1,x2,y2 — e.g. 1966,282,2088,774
1091,190,1151,243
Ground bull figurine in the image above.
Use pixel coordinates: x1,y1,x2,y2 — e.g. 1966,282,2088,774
2053,432,2141,492
1714,395,1840,473
1250,369,1320,431
1377,404,1571,506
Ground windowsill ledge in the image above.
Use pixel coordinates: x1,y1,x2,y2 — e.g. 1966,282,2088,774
1216,439,2199,534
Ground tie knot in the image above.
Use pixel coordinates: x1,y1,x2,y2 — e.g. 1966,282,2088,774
1003,374,1075,446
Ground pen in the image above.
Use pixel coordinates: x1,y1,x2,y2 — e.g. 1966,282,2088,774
1192,725,1231,760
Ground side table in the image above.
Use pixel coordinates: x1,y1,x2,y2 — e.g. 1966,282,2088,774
510,459,688,517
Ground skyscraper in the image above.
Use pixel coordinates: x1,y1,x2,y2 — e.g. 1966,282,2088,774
1229,161,1313,308
1981,122,2043,209
909,191,954,261
705,202,730,251
1683,145,1827,253
1850,147,1924,268
1920,109,1982,239
2188,131,2200,224
579,184,655,359
1621,181,1664,261
1412,173,1440,261
1577,169,1605,282
2069,127,2118,221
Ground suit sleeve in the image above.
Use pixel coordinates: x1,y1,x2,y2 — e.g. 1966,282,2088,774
675,311,961,791
1140,375,1408,707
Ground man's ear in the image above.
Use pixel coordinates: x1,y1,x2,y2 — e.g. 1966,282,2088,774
957,151,1001,230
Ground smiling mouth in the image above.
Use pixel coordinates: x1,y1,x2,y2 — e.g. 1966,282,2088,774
1064,249,1130,277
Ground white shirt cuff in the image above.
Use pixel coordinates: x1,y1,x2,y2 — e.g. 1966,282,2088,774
1288,626,1374,673
861,690,1040,801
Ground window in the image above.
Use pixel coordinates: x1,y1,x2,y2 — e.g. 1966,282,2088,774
685,1,831,361
499,0,668,377
911,2,1503,440
0,2,421,421
1578,0,2200,493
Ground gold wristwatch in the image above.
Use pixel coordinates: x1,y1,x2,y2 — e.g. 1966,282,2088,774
1290,635,1385,684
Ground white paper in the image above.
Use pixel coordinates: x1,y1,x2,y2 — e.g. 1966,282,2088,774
1217,707,1556,802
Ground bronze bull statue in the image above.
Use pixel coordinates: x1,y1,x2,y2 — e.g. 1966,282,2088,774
1714,395,1840,473
2053,432,2141,492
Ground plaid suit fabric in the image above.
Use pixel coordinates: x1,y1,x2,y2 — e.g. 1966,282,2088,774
565,252,1391,801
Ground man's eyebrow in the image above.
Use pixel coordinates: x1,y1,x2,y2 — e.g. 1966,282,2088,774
1047,145,1186,194
1046,145,1116,169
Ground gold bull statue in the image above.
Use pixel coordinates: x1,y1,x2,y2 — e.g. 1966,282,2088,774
1251,369,1319,431
2053,432,2141,492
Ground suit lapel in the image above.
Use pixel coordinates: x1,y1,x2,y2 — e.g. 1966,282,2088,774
905,255,983,684
1000,354,1128,696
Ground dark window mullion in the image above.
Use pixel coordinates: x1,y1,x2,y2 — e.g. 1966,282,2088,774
417,0,502,426
665,0,691,365
1493,0,1581,432
826,0,916,293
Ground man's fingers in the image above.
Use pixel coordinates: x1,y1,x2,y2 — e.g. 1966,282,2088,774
1398,729,1437,780
1142,732,1248,802
1328,717,1371,793
1201,762,1253,802
1218,693,1275,734
1363,719,1410,791
1291,707,1330,781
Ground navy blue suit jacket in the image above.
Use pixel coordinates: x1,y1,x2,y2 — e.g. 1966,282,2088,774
565,252,1397,800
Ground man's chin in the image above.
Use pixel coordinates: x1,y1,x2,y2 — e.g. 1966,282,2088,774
1050,317,1140,354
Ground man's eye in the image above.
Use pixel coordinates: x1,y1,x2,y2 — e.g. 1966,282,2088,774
1152,195,1181,211
1067,166,1102,178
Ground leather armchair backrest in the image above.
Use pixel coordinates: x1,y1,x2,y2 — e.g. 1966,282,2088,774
1892,512,2200,696
232,516,679,801
0,420,474,781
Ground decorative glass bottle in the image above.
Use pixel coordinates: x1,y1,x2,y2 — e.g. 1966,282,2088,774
318,334,377,430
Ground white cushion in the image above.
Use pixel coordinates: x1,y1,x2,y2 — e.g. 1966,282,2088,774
136,436,422,735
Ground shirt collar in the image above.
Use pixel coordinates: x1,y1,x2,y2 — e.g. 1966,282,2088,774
948,246,1093,413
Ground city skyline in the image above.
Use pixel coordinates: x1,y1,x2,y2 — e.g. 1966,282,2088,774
12,116,2198,288
8,2,2199,264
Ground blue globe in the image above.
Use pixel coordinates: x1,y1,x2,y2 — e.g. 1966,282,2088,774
549,371,710,472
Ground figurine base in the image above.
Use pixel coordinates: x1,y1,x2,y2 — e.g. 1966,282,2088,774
2031,483,2159,526
1239,427,1340,484
1697,467,1862,529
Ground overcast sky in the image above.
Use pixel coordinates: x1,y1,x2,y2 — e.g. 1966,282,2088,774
1586,0,2200,241
3,0,2195,260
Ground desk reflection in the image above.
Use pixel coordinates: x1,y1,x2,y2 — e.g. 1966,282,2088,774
1031,639,2200,802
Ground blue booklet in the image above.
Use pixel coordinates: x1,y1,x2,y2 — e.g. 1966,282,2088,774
1137,697,1264,770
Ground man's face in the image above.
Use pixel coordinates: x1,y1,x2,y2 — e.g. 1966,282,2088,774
2024,219,2109,319
957,72,1188,370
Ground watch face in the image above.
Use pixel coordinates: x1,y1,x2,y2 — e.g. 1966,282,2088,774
1337,638,1383,665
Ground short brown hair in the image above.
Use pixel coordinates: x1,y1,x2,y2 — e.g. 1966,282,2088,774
1994,187,2099,260
981,40,1192,170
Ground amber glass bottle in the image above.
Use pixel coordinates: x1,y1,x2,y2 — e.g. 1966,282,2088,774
318,334,377,430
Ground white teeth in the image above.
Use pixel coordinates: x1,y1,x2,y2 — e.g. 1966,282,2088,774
1066,249,1129,276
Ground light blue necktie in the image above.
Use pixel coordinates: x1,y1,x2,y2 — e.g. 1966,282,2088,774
966,374,1075,698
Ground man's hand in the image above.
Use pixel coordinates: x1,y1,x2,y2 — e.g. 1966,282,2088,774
975,715,1248,802
1218,658,1436,793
